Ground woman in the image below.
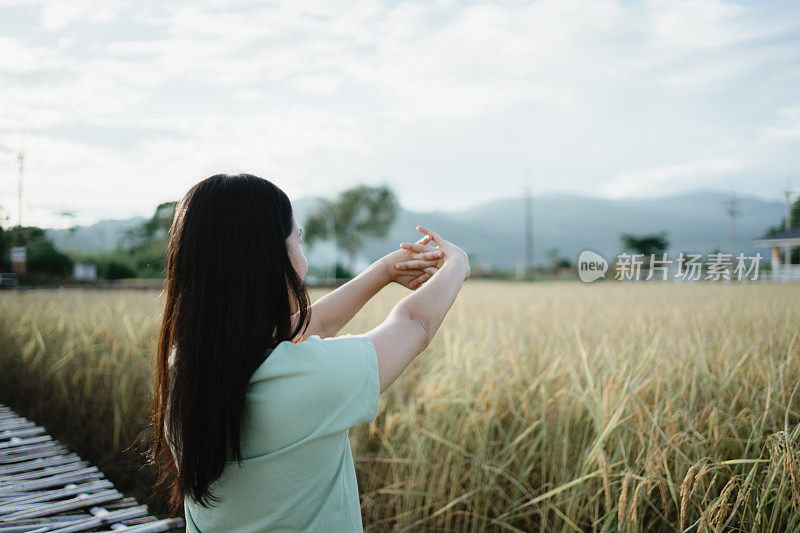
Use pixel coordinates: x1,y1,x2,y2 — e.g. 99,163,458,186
148,173,470,531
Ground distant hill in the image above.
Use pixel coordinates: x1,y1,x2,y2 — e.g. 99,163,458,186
298,190,784,270
45,216,147,253
43,190,783,270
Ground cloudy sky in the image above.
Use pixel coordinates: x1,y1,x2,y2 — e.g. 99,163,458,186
1,0,799,228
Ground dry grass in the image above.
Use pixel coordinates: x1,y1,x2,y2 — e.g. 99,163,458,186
1,280,799,531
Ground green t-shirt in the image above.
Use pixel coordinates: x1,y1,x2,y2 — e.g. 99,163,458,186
183,333,380,532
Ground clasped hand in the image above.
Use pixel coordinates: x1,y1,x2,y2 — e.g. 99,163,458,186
381,230,445,290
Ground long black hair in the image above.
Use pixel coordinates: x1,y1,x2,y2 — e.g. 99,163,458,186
147,173,312,511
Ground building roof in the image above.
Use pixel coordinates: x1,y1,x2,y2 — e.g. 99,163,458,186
753,226,800,245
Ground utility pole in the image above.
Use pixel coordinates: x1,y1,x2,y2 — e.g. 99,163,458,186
524,184,533,277
782,185,795,269
724,195,740,257
58,210,78,252
17,152,24,228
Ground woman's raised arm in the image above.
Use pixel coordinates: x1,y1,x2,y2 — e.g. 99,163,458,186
365,226,470,393
298,259,390,339
292,235,443,339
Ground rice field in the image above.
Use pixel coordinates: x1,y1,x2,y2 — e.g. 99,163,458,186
0,280,798,531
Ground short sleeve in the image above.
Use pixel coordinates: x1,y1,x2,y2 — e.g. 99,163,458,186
311,333,380,430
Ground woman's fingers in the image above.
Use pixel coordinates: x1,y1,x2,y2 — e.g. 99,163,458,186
403,265,439,275
410,271,432,286
399,227,445,288
418,268,437,282
401,250,443,261
416,225,442,244
400,242,440,253
395,259,440,270
408,265,439,288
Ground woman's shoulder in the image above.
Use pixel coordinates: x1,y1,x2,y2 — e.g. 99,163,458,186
248,333,375,383
248,334,325,382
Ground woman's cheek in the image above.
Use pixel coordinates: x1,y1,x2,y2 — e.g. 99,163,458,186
290,244,307,280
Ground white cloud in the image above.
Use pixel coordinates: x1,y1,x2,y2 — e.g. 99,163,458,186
759,105,800,141
40,0,126,31
0,0,798,226
602,159,745,199
648,0,744,50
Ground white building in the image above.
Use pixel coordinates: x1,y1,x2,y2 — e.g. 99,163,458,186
73,262,98,281
753,228,800,281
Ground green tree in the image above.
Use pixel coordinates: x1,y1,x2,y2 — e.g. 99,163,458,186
0,226,9,271
120,201,177,251
132,244,170,277
4,226,73,277
334,262,353,279
763,196,800,264
304,185,399,272
118,201,176,277
545,247,572,274
620,232,670,257
765,196,799,235
98,257,137,280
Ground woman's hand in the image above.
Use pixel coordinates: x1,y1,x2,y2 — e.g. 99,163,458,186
381,233,444,290
402,226,470,280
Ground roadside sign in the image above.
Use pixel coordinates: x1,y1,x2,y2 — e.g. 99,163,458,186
10,246,26,262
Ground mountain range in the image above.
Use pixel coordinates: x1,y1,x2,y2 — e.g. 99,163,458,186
45,189,785,271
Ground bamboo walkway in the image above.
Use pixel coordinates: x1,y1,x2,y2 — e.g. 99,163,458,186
0,405,184,533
